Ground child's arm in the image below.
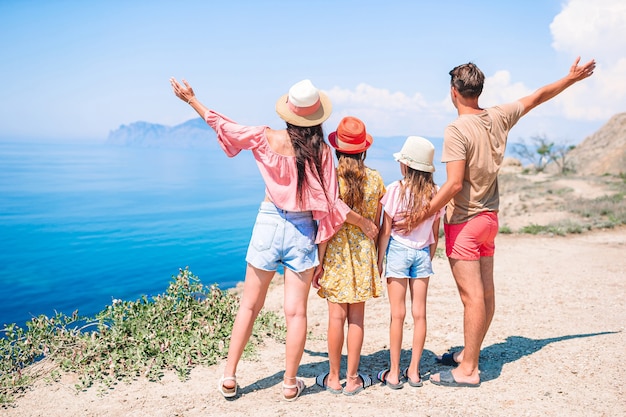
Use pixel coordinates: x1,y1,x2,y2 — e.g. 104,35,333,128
377,212,392,276
345,209,378,240
374,201,383,251
312,241,328,289
429,217,441,261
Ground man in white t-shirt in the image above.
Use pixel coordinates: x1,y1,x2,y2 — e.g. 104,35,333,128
425,57,596,387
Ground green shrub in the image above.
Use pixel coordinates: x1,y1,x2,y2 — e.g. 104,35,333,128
499,225,513,234
1,268,285,404
519,224,548,235
569,193,626,227
519,220,591,236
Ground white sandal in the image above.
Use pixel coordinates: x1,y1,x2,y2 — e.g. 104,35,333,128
282,377,305,402
218,375,238,398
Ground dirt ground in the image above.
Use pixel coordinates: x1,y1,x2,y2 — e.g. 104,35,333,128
4,173,625,417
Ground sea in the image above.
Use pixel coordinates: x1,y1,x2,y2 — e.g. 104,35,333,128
0,136,445,328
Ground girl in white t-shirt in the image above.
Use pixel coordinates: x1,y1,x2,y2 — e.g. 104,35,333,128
376,136,444,390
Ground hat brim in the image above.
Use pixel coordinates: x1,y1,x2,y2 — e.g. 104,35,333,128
275,91,332,127
329,132,373,154
393,152,435,173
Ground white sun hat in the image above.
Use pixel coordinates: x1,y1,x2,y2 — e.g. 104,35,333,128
393,136,436,173
275,79,332,127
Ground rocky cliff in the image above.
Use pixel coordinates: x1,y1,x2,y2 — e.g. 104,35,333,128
568,112,626,176
106,118,217,149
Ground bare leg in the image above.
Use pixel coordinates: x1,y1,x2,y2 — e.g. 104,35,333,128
282,267,314,397
222,264,276,389
344,302,365,392
432,259,483,385
326,301,347,391
406,277,429,383
480,256,495,342
436,256,495,365
386,278,407,385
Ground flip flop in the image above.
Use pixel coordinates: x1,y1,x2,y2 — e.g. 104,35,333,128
436,352,460,367
430,370,480,388
342,373,372,396
218,375,238,398
315,372,342,394
377,369,404,390
282,377,305,401
402,367,423,387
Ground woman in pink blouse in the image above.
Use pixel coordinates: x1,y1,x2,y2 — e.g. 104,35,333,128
170,78,378,401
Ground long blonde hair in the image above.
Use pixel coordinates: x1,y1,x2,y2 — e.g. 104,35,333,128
398,164,436,231
336,151,366,214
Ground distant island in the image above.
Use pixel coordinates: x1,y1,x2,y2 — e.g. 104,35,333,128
106,118,218,149
106,112,626,177
105,118,437,155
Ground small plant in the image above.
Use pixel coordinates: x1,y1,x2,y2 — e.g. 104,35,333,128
519,220,590,236
1,268,286,404
569,193,626,227
519,224,548,235
499,225,513,234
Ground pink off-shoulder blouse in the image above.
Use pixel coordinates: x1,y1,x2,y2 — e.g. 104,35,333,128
204,110,350,243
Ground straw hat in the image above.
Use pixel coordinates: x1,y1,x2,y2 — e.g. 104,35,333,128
328,116,373,154
393,136,435,173
275,79,332,127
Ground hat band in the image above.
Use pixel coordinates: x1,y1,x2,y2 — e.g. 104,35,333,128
335,137,366,152
288,98,321,117
399,154,431,167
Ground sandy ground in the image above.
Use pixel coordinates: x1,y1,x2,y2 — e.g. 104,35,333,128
4,175,626,417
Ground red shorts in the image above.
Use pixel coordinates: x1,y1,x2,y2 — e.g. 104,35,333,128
444,212,499,261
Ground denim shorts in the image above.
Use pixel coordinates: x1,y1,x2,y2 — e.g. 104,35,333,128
384,237,433,279
245,202,318,273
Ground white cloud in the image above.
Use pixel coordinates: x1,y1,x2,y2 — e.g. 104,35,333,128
550,0,626,120
324,0,626,140
327,83,427,110
324,67,602,141
551,0,626,63
325,84,450,137
480,70,532,108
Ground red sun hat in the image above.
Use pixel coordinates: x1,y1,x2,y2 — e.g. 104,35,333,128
328,116,373,154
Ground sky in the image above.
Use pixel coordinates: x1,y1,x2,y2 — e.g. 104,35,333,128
0,0,625,144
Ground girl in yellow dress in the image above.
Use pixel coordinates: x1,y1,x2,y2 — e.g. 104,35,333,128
312,116,385,395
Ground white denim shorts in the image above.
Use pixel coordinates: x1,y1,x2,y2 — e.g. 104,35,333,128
384,237,433,279
245,202,318,273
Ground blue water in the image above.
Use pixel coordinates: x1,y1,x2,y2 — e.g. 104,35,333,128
0,137,444,328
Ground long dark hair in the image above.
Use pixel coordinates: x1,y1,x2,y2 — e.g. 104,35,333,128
286,122,329,206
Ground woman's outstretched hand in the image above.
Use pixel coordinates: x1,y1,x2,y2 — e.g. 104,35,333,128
170,77,196,103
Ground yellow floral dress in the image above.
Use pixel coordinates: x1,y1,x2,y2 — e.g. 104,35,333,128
317,167,386,303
